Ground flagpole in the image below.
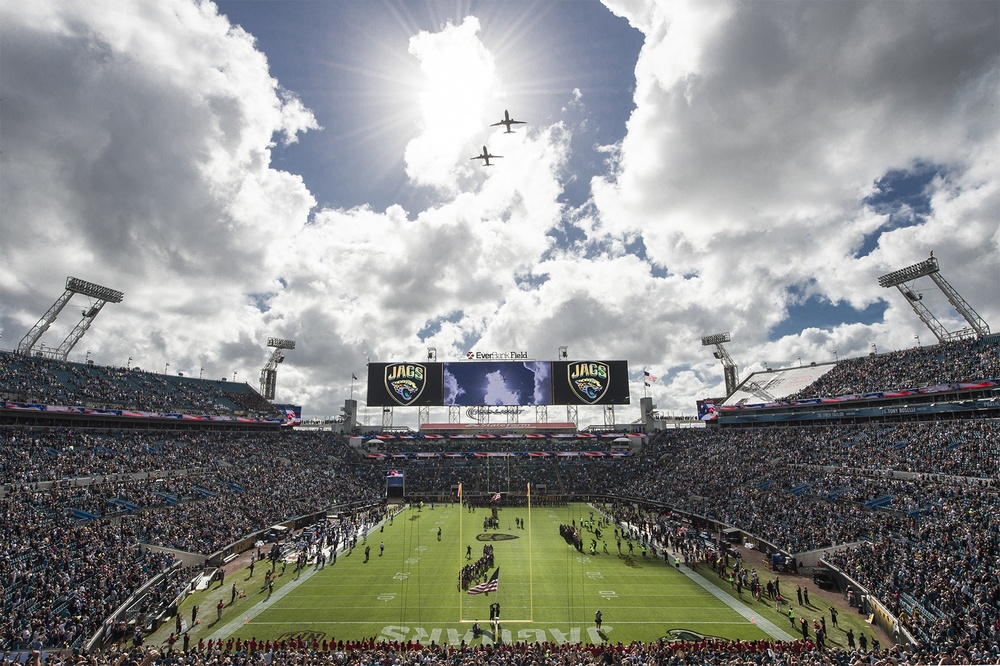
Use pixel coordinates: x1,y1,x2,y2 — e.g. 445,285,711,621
527,482,533,623
350,373,355,401
459,482,464,620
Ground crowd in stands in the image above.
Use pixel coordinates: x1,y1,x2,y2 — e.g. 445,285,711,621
365,438,613,455
1,339,998,657
0,427,382,652
377,417,999,653
0,352,281,418
14,635,999,665
786,335,1000,400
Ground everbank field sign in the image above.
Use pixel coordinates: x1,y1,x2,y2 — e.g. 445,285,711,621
465,350,529,360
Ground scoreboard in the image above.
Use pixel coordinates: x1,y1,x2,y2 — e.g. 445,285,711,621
367,360,630,407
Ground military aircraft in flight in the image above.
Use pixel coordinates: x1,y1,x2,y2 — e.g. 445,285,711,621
471,145,503,166
490,109,526,134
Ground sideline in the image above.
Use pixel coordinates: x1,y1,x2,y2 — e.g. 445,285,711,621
207,514,394,641
674,562,797,641
588,503,795,642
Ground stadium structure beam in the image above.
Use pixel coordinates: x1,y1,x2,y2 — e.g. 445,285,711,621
566,404,578,428
259,337,295,400
18,276,124,360
418,406,429,427
701,332,740,397
743,380,776,403
878,252,990,342
603,405,616,427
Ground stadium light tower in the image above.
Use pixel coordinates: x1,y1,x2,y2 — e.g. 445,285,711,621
701,332,740,397
259,337,295,400
17,276,124,361
878,252,990,343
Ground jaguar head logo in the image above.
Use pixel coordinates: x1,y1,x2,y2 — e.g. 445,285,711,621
384,363,426,406
568,362,610,404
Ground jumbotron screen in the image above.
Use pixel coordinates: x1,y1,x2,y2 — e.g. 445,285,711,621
367,360,630,407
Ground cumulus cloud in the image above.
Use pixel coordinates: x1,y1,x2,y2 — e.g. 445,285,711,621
1,0,997,425
0,0,316,374
590,0,998,403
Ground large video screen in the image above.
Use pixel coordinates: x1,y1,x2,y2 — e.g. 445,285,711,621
552,360,630,405
444,361,551,406
367,360,630,407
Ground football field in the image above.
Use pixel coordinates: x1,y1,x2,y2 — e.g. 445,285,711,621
178,502,777,646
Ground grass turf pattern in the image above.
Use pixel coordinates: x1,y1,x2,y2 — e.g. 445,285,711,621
178,503,774,646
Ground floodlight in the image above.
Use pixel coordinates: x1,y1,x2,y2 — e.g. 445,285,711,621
877,257,938,288
701,332,731,346
267,337,296,350
66,276,124,303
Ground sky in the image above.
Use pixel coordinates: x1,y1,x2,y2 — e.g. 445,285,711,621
1,0,998,426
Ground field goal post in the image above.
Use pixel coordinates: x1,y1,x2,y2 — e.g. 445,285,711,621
458,483,533,624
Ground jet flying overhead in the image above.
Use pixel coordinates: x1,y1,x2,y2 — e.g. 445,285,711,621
471,145,502,167
490,109,526,134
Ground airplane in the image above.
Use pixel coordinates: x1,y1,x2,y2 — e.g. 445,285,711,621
471,145,503,167
490,109,526,134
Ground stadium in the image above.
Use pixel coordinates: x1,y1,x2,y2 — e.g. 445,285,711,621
1,3,998,664
2,300,999,665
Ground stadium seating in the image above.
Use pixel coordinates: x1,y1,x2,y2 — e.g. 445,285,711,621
1,340,998,660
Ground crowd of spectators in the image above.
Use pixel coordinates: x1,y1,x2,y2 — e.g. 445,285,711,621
14,635,1000,666
0,352,281,418
2,338,999,657
371,417,999,653
0,427,382,652
786,335,1000,400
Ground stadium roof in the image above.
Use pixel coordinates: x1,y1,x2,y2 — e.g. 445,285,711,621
723,363,837,407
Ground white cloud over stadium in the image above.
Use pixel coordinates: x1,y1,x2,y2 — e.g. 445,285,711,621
1,0,997,422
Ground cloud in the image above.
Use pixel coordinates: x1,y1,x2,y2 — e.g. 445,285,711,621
0,0,316,373
2,0,996,425
403,17,502,191
592,0,999,355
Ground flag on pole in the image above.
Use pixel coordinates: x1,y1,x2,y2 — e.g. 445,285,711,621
468,568,500,595
643,370,657,386
352,373,358,380
490,492,501,502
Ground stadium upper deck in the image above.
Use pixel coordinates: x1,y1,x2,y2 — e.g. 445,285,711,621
0,351,282,420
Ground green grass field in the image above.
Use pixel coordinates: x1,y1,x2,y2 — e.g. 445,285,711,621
163,503,873,648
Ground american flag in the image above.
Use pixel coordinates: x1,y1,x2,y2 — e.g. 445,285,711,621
643,370,658,386
491,492,501,502
468,567,500,595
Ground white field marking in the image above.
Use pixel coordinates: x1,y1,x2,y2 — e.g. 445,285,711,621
377,593,396,602
599,590,618,599
672,563,796,641
586,572,603,580
244,620,760,626
256,602,736,614
405,558,420,564
393,572,410,580
415,546,427,551
205,518,390,640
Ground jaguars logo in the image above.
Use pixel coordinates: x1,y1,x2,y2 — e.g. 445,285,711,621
568,362,609,404
384,363,426,406
276,630,327,643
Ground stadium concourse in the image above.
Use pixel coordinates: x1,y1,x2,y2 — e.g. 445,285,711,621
0,338,999,665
